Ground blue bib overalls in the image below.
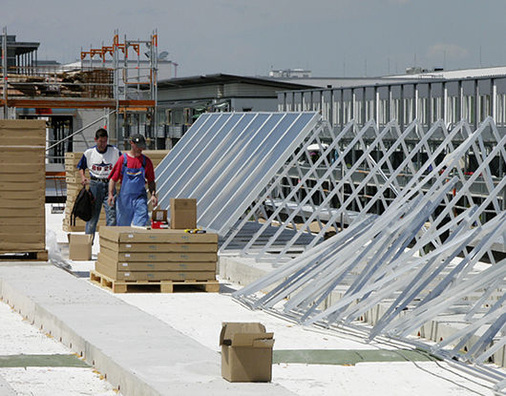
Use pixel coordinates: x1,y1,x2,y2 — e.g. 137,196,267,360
116,154,150,226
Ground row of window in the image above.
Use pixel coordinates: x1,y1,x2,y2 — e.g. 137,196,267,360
281,89,506,128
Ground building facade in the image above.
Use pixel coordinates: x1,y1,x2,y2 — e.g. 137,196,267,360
278,70,506,133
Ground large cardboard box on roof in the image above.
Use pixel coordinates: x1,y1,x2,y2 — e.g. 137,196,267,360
0,147,45,164
0,119,46,145
0,233,45,251
97,252,216,272
220,322,274,382
99,226,218,244
0,190,44,201
0,206,45,218
0,119,46,255
100,245,217,263
0,180,45,192
68,234,93,261
170,198,197,229
99,237,218,253
0,196,45,209
95,258,215,281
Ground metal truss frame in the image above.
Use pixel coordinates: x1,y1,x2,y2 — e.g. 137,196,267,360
234,184,506,388
233,117,506,390
226,116,504,263
155,110,506,388
156,112,504,264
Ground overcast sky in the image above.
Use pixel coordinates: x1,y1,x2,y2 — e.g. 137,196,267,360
3,0,505,78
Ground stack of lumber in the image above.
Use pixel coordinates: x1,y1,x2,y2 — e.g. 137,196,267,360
63,152,106,232
91,226,219,293
0,120,47,260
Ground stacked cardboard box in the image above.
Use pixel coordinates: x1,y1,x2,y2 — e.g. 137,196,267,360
0,120,47,258
92,226,218,292
63,152,106,232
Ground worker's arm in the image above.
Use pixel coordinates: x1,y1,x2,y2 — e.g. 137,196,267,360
148,180,158,207
78,168,89,186
77,153,89,185
107,179,117,206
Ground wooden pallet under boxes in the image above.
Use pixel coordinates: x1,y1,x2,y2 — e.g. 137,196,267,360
95,226,218,282
0,120,47,254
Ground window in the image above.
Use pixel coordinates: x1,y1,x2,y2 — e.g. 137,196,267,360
417,97,428,125
497,93,506,125
403,97,414,123
463,96,475,123
379,99,388,125
479,95,491,122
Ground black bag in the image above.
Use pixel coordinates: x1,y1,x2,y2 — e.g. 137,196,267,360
71,187,95,225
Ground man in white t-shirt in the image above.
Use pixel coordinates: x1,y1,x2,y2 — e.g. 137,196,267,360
77,128,121,237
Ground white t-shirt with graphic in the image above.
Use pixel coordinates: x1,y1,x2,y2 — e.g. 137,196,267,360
77,145,121,179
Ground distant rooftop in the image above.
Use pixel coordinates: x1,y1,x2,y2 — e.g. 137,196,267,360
388,65,506,80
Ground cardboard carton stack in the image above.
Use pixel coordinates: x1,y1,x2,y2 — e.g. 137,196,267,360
63,152,106,232
91,226,219,293
0,120,47,259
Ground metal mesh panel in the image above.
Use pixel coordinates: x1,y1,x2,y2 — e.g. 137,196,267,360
156,112,320,235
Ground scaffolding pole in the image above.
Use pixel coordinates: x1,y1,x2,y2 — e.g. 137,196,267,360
2,27,7,119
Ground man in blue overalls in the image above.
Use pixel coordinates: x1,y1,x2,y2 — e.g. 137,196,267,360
107,134,158,226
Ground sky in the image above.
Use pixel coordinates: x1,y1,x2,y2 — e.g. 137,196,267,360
3,0,506,78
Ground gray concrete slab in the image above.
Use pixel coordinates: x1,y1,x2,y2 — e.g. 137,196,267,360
0,374,16,396
0,263,294,396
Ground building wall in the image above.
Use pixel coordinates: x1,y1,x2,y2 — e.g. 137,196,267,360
73,109,113,152
278,76,506,138
230,97,277,112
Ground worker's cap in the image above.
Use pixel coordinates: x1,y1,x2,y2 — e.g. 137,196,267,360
130,134,146,149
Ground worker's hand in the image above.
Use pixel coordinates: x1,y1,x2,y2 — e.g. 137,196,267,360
107,194,115,207
150,194,158,208
81,177,89,186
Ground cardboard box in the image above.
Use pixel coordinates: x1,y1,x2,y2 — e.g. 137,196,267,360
99,238,218,253
220,322,274,382
99,226,218,244
152,209,168,222
100,246,217,262
170,198,197,229
69,234,93,261
95,259,215,281
97,253,216,272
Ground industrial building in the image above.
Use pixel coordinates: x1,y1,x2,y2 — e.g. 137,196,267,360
155,73,318,147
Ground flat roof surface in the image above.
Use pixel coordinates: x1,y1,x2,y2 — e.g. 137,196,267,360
0,205,501,395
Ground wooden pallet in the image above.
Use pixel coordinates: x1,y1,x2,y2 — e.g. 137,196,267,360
0,250,48,262
90,270,220,294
